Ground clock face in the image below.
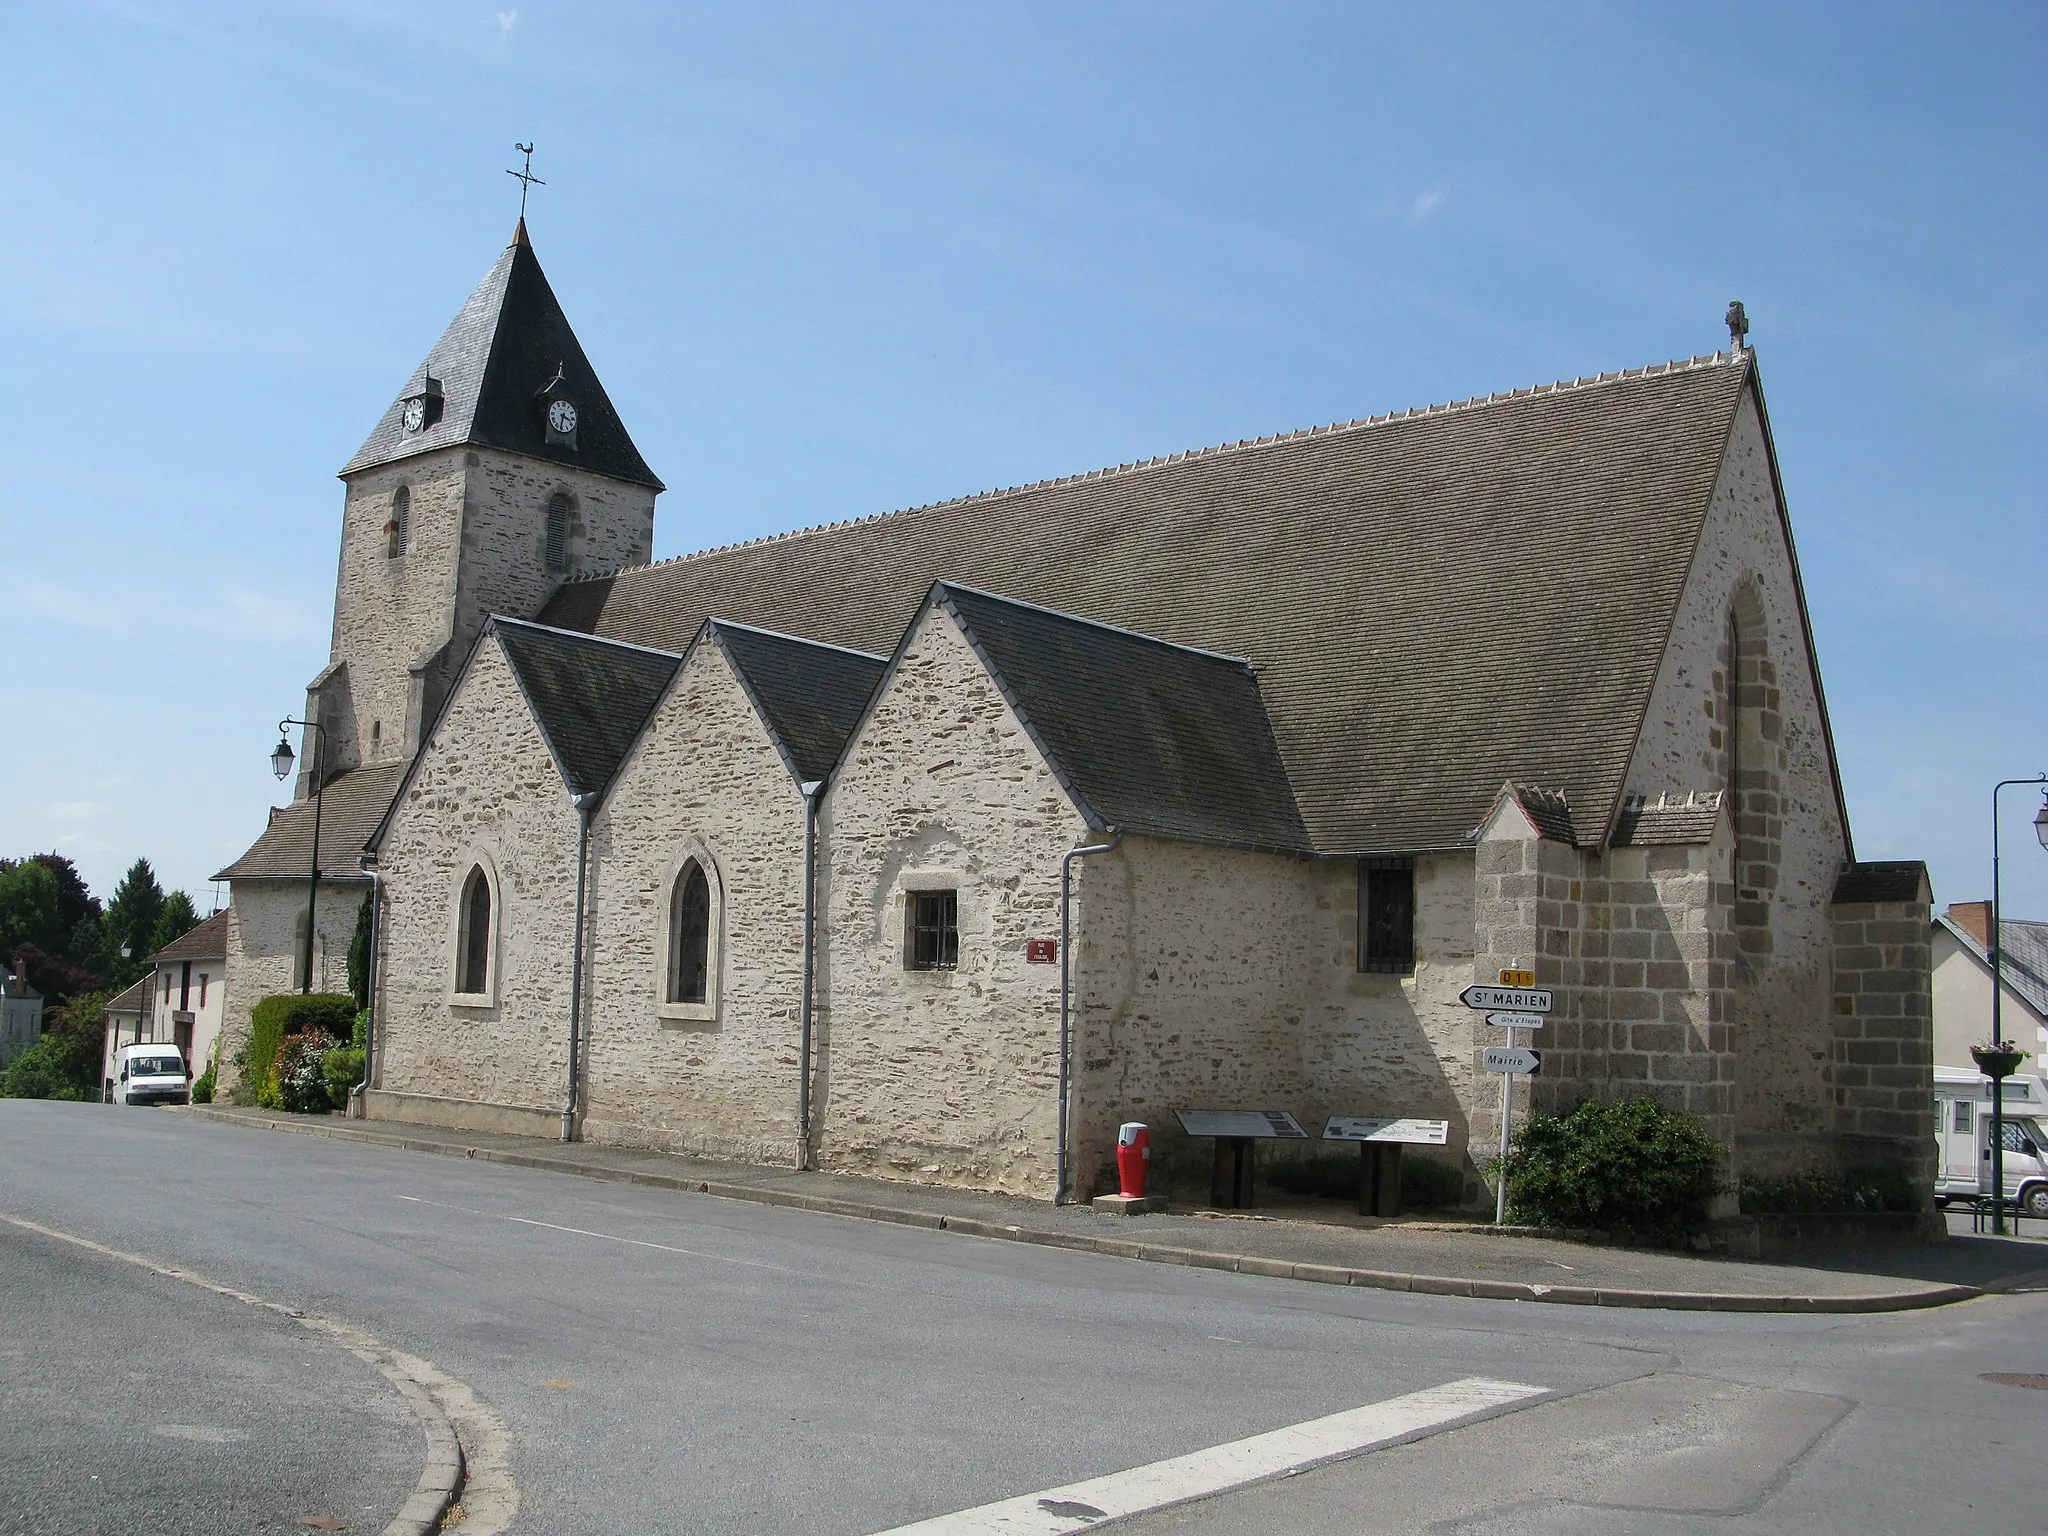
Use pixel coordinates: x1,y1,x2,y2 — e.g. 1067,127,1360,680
402,397,427,434
547,399,578,436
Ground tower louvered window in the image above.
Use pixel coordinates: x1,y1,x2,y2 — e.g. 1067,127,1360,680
386,486,410,559
545,492,573,573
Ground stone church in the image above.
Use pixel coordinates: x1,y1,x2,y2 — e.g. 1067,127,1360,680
218,221,1935,1204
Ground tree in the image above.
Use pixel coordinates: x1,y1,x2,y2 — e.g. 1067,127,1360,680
148,891,200,957
29,854,100,947
347,890,374,1008
0,859,65,958
102,859,166,988
0,987,110,1101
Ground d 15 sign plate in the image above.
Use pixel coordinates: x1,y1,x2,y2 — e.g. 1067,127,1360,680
1460,986,1553,1013
1323,1116,1452,1145
1498,968,1536,987
1482,1047,1542,1076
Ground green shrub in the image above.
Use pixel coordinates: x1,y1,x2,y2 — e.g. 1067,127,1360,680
1502,1096,1724,1243
1265,1149,1470,1210
246,994,356,1106
351,1009,370,1051
1739,1164,1918,1215
275,1029,335,1113
323,1047,365,1107
191,1065,215,1103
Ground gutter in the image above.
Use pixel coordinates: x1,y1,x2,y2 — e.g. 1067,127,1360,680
355,856,382,1112
1056,828,1122,1206
561,791,601,1142
796,780,823,1170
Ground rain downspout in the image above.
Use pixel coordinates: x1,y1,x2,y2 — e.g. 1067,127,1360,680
354,857,382,1115
796,780,823,1170
561,791,600,1143
1057,828,1122,1206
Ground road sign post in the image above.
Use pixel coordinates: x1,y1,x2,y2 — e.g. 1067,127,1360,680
1461,982,1553,1225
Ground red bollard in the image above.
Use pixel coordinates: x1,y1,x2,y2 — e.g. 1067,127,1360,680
1116,1122,1150,1199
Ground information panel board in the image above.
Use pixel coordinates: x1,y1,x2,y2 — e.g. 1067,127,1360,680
1173,1109,1309,1139
1321,1116,1452,1145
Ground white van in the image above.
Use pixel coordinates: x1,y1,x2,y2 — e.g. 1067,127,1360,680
113,1044,189,1107
1933,1067,2048,1217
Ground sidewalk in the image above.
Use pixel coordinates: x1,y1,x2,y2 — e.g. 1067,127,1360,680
185,1105,2048,1314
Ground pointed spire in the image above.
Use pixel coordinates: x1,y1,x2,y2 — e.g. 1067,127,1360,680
340,232,662,489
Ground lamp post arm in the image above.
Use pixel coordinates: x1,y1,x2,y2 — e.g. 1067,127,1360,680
280,717,328,997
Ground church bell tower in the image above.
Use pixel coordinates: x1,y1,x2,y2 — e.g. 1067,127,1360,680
301,220,663,793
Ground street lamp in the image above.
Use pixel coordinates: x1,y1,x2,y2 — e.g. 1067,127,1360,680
1985,773,2048,1236
270,717,327,997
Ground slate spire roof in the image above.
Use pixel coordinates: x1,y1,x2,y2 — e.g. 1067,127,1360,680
541,352,1792,855
342,226,661,489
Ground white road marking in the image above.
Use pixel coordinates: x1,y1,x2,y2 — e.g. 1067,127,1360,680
869,1376,1547,1534
392,1192,890,1287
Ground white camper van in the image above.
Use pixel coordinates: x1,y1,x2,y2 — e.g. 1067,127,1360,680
1933,1066,2048,1216
112,1043,189,1107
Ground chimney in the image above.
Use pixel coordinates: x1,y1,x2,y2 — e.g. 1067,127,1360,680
1946,901,1993,950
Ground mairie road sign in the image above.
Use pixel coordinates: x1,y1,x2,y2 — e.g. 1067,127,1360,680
1459,985,1553,1014
1483,1047,1542,1076
1484,1011,1546,1031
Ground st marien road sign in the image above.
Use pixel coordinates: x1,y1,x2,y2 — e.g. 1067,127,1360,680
1459,986,1552,1013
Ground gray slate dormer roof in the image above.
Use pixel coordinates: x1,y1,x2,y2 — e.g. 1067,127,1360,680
494,618,683,799
706,622,888,786
932,584,1310,855
341,222,662,490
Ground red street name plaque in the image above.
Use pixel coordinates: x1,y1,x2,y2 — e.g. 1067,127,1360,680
1026,939,1058,964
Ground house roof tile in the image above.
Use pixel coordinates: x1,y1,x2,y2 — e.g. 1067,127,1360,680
216,763,406,881
148,909,229,963
542,353,1754,853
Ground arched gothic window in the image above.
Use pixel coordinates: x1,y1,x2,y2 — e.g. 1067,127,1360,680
386,485,410,559
544,491,574,573
457,865,492,996
668,860,710,1005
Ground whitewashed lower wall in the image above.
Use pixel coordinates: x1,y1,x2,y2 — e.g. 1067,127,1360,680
220,879,367,1095
374,635,580,1114
579,643,810,1163
815,605,1087,1195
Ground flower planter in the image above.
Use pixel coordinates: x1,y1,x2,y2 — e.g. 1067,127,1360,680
1972,1046,2028,1080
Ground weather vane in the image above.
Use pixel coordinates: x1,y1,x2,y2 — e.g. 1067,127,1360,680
507,142,545,220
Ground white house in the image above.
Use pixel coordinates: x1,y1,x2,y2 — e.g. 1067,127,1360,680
1933,901,2048,1070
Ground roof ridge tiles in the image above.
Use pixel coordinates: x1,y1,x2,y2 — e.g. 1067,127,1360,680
569,349,1745,584
937,582,1255,667
705,617,890,661
491,612,685,661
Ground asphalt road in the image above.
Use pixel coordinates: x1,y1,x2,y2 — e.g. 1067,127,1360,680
0,1215,420,1536
3,1101,2044,1535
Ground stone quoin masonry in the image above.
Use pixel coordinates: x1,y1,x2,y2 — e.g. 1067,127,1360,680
214,221,1935,1205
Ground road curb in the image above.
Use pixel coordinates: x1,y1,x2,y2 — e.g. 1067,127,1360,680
183,1106,1992,1315
0,1210,469,1536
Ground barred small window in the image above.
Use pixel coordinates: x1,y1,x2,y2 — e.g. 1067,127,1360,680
1359,858,1415,974
907,890,959,971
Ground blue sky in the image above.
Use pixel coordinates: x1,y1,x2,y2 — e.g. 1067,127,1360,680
1,1,2043,917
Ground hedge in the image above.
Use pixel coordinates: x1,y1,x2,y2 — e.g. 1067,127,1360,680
245,993,357,1107
1501,1096,1724,1243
